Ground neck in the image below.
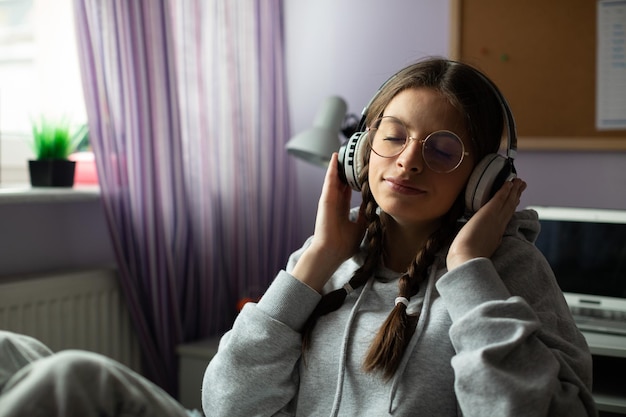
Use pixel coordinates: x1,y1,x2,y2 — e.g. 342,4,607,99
381,215,440,273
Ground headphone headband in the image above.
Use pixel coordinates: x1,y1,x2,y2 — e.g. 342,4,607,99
338,59,518,215
359,61,517,157
463,62,517,158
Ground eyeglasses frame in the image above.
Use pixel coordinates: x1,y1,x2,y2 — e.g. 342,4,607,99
366,116,470,173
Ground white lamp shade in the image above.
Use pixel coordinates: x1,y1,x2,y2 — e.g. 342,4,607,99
286,96,347,167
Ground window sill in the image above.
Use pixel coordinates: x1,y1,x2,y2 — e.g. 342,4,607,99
0,185,101,205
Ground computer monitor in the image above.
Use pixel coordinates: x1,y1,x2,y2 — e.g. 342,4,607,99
529,206,626,315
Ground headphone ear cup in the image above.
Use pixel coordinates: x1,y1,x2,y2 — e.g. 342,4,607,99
465,154,516,214
338,131,369,191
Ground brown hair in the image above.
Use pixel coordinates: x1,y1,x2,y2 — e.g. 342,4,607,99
302,58,505,378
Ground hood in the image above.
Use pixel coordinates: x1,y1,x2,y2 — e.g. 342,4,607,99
504,208,541,244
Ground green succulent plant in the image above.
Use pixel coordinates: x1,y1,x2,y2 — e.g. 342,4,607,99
31,117,84,160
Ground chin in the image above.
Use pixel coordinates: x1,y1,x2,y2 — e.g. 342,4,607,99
381,198,453,224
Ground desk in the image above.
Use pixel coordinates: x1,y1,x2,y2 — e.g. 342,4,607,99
582,331,626,416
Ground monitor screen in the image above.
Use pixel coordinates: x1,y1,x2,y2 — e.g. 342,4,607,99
534,218,626,299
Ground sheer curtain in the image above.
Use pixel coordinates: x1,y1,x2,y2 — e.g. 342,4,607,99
73,0,299,395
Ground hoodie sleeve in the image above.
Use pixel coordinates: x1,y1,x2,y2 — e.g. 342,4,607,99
201,269,321,417
435,231,596,417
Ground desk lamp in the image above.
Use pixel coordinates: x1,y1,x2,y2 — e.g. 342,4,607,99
286,96,358,167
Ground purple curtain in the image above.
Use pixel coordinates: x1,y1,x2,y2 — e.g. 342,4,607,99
73,0,299,395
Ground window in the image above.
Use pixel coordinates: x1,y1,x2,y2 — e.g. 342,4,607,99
0,0,86,185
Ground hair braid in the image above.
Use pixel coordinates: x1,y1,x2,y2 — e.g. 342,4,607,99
363,202,463,379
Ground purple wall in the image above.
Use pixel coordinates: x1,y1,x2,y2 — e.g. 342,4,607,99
284,0,626,241
516,151,626,210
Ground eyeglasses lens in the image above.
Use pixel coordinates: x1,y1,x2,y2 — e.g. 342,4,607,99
422,131,465,173
369,116,465,173
369,117,407,157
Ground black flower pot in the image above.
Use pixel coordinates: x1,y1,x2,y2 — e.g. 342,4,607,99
29,159,77,187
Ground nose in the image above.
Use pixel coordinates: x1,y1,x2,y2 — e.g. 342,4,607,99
396,137,424,172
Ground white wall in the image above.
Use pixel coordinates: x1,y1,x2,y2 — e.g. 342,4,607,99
284,0,626,242
0,197,115,277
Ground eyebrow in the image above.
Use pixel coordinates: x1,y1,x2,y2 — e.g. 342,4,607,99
379,113,466,140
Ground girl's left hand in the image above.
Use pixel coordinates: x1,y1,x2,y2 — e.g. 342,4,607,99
446,178,527,271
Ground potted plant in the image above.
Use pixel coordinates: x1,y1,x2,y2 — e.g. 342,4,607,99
29,117,83,187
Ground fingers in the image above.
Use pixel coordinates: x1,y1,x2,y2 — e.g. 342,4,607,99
488,177,527,214
324,153,346,187
447,178,527,270
320,153,352,211
505,178,526,211
314,153,358,240
479,178,526,233
479,177,527,242
323,153,338,182
504,177,526,200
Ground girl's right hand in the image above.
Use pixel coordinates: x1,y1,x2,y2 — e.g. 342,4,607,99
291,153,367,292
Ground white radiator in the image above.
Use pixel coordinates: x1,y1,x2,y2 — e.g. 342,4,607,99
0,268,142,372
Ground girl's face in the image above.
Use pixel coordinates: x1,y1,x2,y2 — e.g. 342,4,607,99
367,87,475,228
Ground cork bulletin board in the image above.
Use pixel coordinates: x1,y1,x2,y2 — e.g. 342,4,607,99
449,0,626,150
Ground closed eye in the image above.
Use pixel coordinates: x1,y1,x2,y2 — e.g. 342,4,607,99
431,147,455,159
382,136,405,144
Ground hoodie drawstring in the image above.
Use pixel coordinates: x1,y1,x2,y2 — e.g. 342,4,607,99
328,278,374,417
388,264,438,414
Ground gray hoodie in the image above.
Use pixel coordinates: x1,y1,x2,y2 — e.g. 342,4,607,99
202,209,596,416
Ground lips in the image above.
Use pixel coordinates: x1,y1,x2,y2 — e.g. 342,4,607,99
384,177,426,195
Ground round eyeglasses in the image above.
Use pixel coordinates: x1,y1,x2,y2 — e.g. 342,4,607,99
367,116,469,173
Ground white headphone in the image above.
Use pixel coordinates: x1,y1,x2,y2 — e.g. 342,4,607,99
338,61,517,215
